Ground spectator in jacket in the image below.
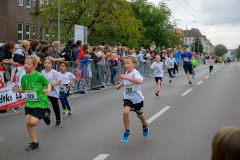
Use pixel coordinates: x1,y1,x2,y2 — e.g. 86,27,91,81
28,40,39,56
37,45,50,65
76,43,89,60
60,43,76,61
48,41,65,62
75,40,82,58
13,40,30,64
0,41,16,65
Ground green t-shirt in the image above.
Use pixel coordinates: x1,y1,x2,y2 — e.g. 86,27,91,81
191,59,198,66
21,71,49,109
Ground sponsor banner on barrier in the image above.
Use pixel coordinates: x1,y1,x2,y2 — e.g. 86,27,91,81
0,64,26,110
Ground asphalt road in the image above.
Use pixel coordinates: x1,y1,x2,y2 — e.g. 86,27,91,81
1,62,240,160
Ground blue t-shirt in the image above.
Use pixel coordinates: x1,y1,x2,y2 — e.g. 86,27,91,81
181,52,192,65
174,52,180,64
75,49,79,59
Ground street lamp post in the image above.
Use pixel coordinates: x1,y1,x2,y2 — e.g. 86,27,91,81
58,0,60,42
185,21,196,51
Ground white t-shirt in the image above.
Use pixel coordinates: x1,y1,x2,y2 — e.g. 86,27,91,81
41,69,61,98
96,51,104,65
151,62,163,77
123,69,144,104
209,59,214,66
165,58,176,69
58,72,75,85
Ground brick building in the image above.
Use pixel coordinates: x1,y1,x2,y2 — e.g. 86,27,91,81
0,0,46,44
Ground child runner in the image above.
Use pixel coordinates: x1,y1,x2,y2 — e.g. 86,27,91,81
165,53,177,83
191,54,198,79
209,56,214,74
41,56,62,127
59,61,76,115
116,55,149,142
74,62,84,92
180,48,193,84
12,55,51,150
151,54,165,96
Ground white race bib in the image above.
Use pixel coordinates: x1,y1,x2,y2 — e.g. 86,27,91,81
169,62,174,67
155,69,162,73
184,58,189,61
51,86,56,92
59,85,67,92
25,90,38,101
124,84,136,95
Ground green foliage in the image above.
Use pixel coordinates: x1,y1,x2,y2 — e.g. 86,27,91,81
190,36,203,53
31,0,177,49
215,44,228,56
130,0,175,48
236,45,240,58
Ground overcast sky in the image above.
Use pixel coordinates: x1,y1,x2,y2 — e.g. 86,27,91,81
148,0,240,49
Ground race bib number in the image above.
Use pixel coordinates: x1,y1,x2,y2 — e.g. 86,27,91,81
155,69,162,73
59,85,67,92
25,90,38,101
169,62,174,67
51,86,56,92
124,84,136,95
184,58,189,61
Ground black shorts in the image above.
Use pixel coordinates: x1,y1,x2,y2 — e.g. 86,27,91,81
183,64,193,74
155,77,162,83
25,107,46,120
123,99,144,114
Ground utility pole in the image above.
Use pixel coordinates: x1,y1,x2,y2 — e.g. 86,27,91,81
35,0,40,40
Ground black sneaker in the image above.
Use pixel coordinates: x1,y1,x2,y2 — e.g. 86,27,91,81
25,142,39,151
55,118,62,127
43,109,51,125
169,80,172,83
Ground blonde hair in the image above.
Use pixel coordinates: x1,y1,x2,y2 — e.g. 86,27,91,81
212,127,240,160
155,54,161,58
125,55,137,64
20,40,30,52
112,48,117,53
142,49,146,54
44,56,54,65
52,41,60,48
25,55,40,66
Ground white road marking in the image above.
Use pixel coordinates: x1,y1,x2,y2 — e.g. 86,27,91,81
181,89,193,96
205,76,209,78
147,106,171,124
196,81,203,85
93,154,109,160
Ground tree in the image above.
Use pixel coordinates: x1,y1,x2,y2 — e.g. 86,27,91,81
215,44,228,56
31,0,143,47
172,30,184,49
190,36,203,53
130,0,174,48
236,45,240,58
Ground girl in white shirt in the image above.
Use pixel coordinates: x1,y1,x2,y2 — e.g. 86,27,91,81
58,62,75,116
151,55,165,96
41,56,62,127
165,53,177,83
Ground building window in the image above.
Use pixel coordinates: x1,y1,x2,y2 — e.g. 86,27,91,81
40,26,43,40
33,26,35,39
19,0,23,6
33,0,35,7
26,24,30,40
18,23,23,42
26,0,31,8
189,39,191,41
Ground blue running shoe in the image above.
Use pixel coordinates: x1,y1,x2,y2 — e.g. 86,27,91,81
121,131,130,142
142,122,149,137
194,72,195,76
192,75,194,79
